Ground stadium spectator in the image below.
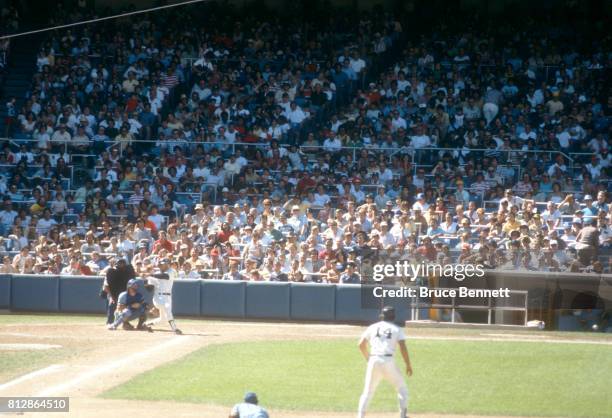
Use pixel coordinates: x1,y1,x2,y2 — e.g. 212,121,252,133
0,2,608,284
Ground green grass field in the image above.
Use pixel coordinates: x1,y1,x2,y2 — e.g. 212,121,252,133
0,349,70,383
0,313,98,383
103,339,612,417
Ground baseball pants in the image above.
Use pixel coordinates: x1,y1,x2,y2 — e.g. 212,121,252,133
106,297,117,324
150,294,174,324
358,356,408,418
112,307,146,327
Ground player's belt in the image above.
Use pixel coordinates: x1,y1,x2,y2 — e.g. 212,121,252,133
371,354,393,357
158,292,171,295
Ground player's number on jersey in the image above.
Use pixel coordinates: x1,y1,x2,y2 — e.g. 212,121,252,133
375,327,392,339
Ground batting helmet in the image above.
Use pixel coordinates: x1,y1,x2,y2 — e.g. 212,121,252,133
127,279,139,289
244,391,258,404
381,306,396,322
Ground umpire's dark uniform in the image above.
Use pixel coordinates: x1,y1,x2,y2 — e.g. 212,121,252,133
105,259,136,324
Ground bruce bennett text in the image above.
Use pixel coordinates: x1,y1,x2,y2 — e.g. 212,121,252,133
372,286,512,298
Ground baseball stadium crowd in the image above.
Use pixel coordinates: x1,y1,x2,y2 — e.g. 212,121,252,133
0,2,610,283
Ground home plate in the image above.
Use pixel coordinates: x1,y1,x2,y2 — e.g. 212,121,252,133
0,343,62,350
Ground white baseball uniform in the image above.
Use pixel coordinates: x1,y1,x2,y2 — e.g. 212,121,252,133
357,320,408,418
147,268,177,326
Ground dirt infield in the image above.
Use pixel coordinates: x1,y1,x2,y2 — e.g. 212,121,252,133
1,317,610,418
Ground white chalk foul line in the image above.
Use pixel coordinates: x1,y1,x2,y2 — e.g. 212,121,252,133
0,332,38,338
0,364,64,392
0,343,62,350
37,335,191,397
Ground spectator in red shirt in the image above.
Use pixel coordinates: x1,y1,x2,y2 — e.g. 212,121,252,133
296,172,316,194
153,231,174,254
217,222,233,243
319,238,337,260
417,237,437,261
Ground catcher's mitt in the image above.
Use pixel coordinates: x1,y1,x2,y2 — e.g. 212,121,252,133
144,284,155,291
147,306,160,318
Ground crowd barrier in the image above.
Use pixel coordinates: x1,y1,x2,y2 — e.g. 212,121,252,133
1,273,611,329
0,274,11,309
1,275,404,323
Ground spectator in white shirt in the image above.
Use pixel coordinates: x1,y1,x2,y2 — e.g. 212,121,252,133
313,185,330,207
50,194,68,216
378,222,396,249
585,156,602,179
36,209,57,235
323,131,342,153
391,111,407,132
588,134,608,153
412,193,429,211
542,201,561,229
556,126,571,150
51,125,71,149
349,51,366,74
410,126,432,149
284,102,307,126
147,206,165,231
547,155,568,177
224,155,242,178
518,124,537,141
193,159,210,179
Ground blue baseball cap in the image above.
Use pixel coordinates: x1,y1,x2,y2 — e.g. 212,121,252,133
244,392,258,404
127,279,138,288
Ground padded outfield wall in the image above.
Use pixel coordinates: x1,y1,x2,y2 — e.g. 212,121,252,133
0,272,610,330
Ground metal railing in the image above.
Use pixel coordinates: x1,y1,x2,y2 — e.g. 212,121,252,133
435,62,605,81
410,287,529,326
0,138,584,195
1,135,576,162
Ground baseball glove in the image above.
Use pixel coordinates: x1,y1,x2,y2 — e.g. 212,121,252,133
144,284,155,291
148,306,160,318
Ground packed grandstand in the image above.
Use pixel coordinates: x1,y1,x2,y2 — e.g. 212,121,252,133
0,1,609,282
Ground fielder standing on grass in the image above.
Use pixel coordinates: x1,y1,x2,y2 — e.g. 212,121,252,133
357,306,412,418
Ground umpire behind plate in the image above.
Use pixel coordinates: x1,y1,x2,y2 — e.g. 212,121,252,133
107,279,151,331
102,257,136,325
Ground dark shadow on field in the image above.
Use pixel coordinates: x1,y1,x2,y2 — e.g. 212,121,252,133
149,329,219,337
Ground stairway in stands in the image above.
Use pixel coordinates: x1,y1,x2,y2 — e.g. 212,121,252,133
0,34,43,137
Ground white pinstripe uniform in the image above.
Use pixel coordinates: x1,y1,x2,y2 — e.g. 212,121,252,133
147,263,181,333
358,320,408,418
147,267,177,324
